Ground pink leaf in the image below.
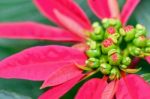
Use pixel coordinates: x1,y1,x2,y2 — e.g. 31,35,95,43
108,0,120,18
88,0,111,19
54,10,87,38
101,80,118,99
121,0,140,25
39,74,84,99
75,78,107,99
116,74,150,99
145,56,150,64
0,22,83,42
41,63,83,88
33,0,91,30
0,45,87,81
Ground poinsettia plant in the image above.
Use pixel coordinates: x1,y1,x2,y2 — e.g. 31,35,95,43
0,0,150,99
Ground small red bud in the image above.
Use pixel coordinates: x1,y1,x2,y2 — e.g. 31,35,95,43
102,38,117,54
107,27,116,34
108,53,122,65
86,58,100,68
102,38,114,47
123,25,134,32
122,25,135,41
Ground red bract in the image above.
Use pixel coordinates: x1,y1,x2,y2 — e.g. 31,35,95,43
116,74,150,99
75,74,150,99
0,45,87,81
145,56,150,64
0,0,149,99
75,78,108,99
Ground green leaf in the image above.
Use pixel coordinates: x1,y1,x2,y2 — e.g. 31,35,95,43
0,0,96,23
0,0,50,24
141,73,150,83
135,0,150,36
0,79,43,99
137,59,150,74
0,90,31,99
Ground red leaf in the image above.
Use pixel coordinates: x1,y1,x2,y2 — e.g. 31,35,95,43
0,45,87,81
116,74,150,99
121,0,140,25
75,78,107,99
39,74,84,99
0,22,83,42
101,80,118,99
107,0,120,18
41,63,84,88
88,0,111,19
33,0,91,30
54,10,87,38
145,56,150,64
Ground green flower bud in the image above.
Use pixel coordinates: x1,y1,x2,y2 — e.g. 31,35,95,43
102,18,121,29
135,24,146,37
92,22,100,28
120,65,128,69
128,46,142,56
109,19,121,29
136,24,146,30
115,19,122,29
119,28,126,36
108,52,122,65
102,18,110,28
112,33,120,39
101,38,117,54
87,40,97,49
109,67,120,80
109,19,116,26
122,56,131,66
145,47,150,53
91,26,104,41
86,58,100,69
123,49,129,57
94,27,102,35
133,36,146,48
146,39,150,47
86,48,101,58
91,34,104,41
123,25,135,42
100,63,112,75
99,55,107,63
108,48,121,56
110,36,119,44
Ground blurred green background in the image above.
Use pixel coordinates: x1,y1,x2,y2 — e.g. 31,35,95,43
0,0,150,98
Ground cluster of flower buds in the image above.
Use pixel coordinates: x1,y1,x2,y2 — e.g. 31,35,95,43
85,18,149,80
